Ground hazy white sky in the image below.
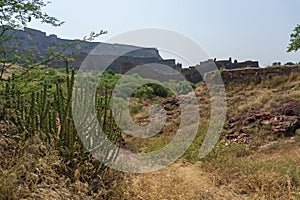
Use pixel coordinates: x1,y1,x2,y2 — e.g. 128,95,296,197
30,0,300,67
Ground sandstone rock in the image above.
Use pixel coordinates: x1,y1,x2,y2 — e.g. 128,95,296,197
224,106,300,144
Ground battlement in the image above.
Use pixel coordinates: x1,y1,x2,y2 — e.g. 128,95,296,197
181,58,259,83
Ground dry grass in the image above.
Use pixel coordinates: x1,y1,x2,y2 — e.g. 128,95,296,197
226,72,300,116
123,72,300,199
0,134,78,199
1,71,299,199
123,160,239,200
202,138,300,199
0,119,125,199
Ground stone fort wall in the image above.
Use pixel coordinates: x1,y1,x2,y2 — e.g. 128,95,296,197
205,65,300,85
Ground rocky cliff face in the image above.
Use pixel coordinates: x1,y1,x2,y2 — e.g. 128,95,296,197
4,27,162,59
2,27,184,71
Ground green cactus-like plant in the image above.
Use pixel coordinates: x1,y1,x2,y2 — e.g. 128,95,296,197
2,64,124,174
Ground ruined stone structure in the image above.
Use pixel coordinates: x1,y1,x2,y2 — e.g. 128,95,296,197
53,51,182,73
9,27,297,86
213,57,259,69
6,27,169,68
205,65,300,85
105,56,182,73
180,58,259,83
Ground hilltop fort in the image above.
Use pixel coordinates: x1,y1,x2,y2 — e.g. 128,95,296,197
4,27,300,84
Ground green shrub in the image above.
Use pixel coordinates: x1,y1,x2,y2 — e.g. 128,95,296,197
134,86,154,99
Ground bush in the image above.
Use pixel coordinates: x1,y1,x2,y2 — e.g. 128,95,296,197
134,86,154,99
285,62,295,66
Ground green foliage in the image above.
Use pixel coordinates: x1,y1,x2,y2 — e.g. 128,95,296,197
134,85,155,99
219,67,224,78
129,104,143,115
105,69,115,75
147,83,170,97
9,66,64,94
95,72,194,100
166,80,194,95
0,1,106,80
285,62,295,66
272,62,281,66
0,0,63,29
1,65,123,159
132,82,173,100
287,24,300,52
97,70,121,94
0,0,63,79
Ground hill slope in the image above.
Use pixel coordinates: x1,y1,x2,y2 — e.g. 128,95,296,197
4,27,162,58
124,72,300,199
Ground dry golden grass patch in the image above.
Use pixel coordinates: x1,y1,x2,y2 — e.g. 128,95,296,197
202,138,300,199
124,72,300,199
0,129,125,199
124,160,239,200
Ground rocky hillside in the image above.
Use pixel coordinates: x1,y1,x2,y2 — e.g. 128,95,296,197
4,27,162,59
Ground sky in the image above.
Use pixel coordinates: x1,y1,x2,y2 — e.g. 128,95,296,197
30,0,300,67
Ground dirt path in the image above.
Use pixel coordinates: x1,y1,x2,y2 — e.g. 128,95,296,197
125,160,241,200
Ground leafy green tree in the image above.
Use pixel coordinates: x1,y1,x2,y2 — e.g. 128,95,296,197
285,62,295,66
0,0,106,83
0,0,63,29
272,62,281,66
287,24,300,52
0,0,63,79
